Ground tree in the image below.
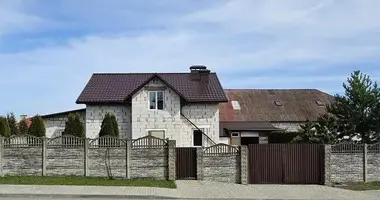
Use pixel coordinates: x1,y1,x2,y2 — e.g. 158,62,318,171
28,115,46,137
292,114,339,144
99,113,119,137
0,117,11,137
7,112,19,136
18,119,29,135
63,113,85,137
296,70,380,144
110,114,119,137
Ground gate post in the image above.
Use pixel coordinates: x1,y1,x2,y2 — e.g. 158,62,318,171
240,145,248,184
324,145,332,186
167,140,176,180
197,147,204,180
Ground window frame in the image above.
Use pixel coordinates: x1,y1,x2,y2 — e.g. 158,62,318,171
147,129,166,139
193,129,204,147
148,91,164,110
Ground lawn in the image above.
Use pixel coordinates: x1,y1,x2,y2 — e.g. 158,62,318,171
338,182,380,191
0,176,176,188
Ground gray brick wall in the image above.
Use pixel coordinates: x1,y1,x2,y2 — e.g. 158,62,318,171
88,148,127,178
130,148,168,180
43,112,86,138
2,147,42,176
330,153,364,183
367,153,380,182
46,147,85,176
203,155,240,183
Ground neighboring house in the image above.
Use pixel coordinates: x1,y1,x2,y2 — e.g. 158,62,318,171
40,109,86,138
218,89,334,145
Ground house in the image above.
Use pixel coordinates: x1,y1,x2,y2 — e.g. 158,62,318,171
46,65,225,147
218,89,334,145
34,67,334,147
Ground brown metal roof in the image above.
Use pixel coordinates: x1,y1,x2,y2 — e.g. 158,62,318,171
219,89,334,122
76,73,228,104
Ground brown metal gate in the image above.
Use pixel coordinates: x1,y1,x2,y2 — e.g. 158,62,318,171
176,147,197,180
248,144,324,184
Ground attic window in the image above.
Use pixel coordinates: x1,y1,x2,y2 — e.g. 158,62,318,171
315,100,324,106
274,101,282,106
231,101,241,110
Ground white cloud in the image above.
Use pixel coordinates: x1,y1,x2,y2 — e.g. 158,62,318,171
1,0,380,115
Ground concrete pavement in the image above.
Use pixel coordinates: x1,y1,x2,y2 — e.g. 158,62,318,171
0,180,379,200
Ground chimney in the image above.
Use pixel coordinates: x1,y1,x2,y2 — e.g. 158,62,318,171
189,65,209,81
20,114,28,120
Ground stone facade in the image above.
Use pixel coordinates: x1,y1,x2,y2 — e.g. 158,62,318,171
271,122,302,132
85,105,131,139
367,152,380,182
46,147,85,176
42,111,86,138
130,148,168,180
2,147,42,176
131,78,220,147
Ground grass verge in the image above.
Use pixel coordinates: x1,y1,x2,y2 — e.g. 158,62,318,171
0,176,176,188
338,182,380,191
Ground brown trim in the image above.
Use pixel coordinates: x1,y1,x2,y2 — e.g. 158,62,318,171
40,108,86,118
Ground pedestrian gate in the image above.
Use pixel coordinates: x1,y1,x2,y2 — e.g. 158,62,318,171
176,147,197,180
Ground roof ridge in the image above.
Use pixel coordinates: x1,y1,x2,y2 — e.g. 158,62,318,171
92,72,216,75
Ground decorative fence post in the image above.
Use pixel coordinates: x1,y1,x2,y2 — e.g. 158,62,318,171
240,145,248,185
0,137,3,177
42,137,47,176
196,147,204,180
126,139,131,179
363,143,368,182
168,140,176,181
324,145,332,185
84,138,89,177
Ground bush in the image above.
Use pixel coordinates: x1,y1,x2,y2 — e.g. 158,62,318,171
18,119,29,135
0,117,11,137
63,113,85,138
99,113,119,137
28,115,46,137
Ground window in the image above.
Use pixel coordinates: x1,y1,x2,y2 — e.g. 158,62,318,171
149,91,164,110
148,130,165,139
230,132,240,146
193,130,203,146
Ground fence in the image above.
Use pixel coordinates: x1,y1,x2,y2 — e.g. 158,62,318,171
0,134,176,180
325,142,380,184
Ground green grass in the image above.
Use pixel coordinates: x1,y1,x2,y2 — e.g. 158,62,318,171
339,182,380,191
0,176,176,188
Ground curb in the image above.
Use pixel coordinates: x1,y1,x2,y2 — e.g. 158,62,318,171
0,193,178,199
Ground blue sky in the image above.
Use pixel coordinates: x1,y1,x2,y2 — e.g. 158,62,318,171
1,0,380,117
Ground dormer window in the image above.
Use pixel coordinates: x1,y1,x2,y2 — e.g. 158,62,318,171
149,91,164,110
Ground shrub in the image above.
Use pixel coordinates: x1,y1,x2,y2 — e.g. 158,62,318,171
28,115,46,137
99,113,119,137
63,113,85,138
0,117,11,137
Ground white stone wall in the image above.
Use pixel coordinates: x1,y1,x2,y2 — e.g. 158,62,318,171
85,105,131,139
219,137,230,145
43,112,85,138
131,78,220,147
272,122,303,132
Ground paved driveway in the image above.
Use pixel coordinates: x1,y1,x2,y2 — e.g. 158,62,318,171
175,180,380,200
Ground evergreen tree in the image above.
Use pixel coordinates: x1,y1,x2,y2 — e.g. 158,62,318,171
28,115,46,137
7,112,19,135
0,117,11,137
110,114,119,137
63,113,85,137
99,113,115,137
296,70,380,144
18,119,29,135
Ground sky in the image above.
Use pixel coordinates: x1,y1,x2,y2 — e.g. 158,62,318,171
1,0,380,117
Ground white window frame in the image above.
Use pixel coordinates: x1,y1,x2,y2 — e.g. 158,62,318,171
148,91,164,110
147,129,166,139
